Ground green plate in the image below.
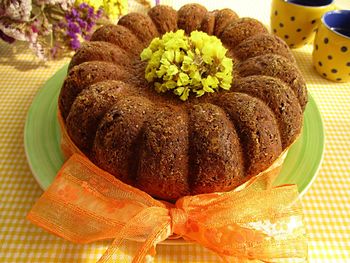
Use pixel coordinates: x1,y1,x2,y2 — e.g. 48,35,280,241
24,64,324,195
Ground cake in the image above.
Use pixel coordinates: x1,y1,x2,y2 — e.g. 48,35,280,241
58,4,307,201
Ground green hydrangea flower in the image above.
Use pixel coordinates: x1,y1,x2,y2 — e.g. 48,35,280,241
140,30,233,101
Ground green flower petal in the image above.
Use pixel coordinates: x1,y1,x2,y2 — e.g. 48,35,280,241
140,48,152,61
179,87,190,101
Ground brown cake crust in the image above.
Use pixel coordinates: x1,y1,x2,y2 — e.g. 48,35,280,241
66,81,131,153
59,61,134,119
188,103,244,195
220,17,267,49
92,96,154,185
59,5,307,201
200,10,217,35
68,41,134,70
118,13,159,44
90,24,144,56
137,106,190,200
148,5,178,35
177,4,207,34
232,76,302,148
237,54,307,110
214,9,239,37
233,34,296,63
215,93,282,177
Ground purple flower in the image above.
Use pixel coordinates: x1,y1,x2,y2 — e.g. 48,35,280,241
71,8,78,18
68,22,81,33
0,0,103,59
29,2,104,59
70,37,80,50
78,3,89,9
86,21,95,32
66,30,76,38
87,7,94,18
76,18,87,29
96,8,103,18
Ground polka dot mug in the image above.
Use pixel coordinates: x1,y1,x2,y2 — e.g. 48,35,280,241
313,10,350,82
271,0,335,48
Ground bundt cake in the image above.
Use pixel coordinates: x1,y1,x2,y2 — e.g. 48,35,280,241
58,4,307,201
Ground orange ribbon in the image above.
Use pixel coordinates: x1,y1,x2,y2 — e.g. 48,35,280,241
28,153,307,262
27,111,307,262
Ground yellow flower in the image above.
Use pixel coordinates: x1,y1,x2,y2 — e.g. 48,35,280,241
75,0,128,21
141,30,233,101
75,0,103,10
103,0,128,21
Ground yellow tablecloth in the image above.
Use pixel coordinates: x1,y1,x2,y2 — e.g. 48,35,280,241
1,0,349,262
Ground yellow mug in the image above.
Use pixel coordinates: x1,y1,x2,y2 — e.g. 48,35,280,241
313,10,350,82
271,0,335,48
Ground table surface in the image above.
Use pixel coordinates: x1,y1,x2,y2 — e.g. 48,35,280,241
1,0,349,262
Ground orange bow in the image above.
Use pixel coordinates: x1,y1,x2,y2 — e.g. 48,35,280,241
28,153,307,262
27,111,307,262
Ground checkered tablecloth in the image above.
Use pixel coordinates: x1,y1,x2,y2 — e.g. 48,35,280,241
1,0,349,262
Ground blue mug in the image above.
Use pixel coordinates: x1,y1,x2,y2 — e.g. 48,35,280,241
313,10,350,82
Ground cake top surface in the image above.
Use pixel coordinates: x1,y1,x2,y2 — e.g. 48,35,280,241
59,3,308,200
62,3,307,114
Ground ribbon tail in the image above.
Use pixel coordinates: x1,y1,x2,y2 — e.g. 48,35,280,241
132,221,171,263
97,207,171,263
175,183,307,262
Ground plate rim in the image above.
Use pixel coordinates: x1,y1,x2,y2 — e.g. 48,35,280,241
24,64,68,190
298,92,325,196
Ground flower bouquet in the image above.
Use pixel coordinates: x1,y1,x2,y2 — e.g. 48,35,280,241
0,0,152,59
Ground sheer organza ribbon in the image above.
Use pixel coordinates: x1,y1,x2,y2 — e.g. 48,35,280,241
27,112,308,262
